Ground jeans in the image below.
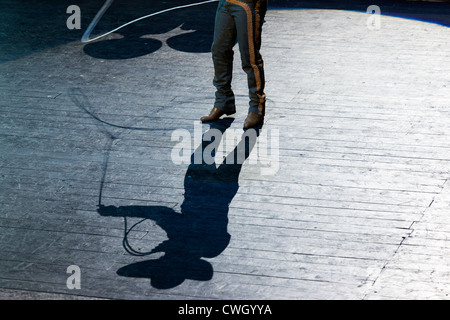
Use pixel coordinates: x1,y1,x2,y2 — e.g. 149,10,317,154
212,0,267,116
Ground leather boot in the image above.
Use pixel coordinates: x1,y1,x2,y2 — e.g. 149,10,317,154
200,108,231,123
243,112,264,129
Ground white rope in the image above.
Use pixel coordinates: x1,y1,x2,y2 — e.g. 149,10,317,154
82,0,219,43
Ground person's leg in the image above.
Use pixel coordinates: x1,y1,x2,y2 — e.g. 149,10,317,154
229,0,267,118
211,0,238,114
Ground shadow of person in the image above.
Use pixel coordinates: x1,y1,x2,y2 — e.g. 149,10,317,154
98,118,260,289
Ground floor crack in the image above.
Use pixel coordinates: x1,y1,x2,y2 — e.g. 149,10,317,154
363,178,449,299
